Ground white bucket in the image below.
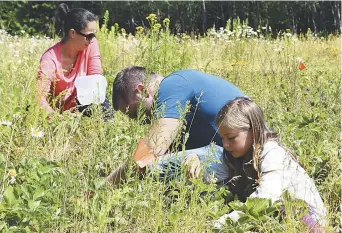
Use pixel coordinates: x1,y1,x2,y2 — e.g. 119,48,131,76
75,75,107,105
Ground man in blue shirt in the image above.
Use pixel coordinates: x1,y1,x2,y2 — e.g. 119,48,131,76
108,66,244,184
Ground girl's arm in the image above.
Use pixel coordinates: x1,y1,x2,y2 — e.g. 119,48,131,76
214,147,286,227
249,147,286,200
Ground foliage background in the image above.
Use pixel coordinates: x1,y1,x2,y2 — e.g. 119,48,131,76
0,1,340,36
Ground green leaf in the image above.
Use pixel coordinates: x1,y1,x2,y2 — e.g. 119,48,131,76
137,201,149,208
13,107,21,113
3,186,17,207
33,188,45,200
0,221,7,231
20,185,32,200
229,200,246,211
94,178,107,190
28,200,41,211
0,203,5,212
265,206,278,215
37,165,52,175
246,198,268,216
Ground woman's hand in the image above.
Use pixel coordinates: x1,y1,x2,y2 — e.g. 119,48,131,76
183,154,202,179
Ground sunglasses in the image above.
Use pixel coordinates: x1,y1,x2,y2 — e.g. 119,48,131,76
75,30,96,41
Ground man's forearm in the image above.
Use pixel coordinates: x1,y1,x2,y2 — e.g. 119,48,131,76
145,118,182,156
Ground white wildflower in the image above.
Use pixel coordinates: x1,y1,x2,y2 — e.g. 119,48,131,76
132,38,140,46
55,208,61,216
296,57,303,63
9,176,16,184
206,173,218,184
0,120,12,126
274,47,284,53
95,162,105,170
31,127,44,138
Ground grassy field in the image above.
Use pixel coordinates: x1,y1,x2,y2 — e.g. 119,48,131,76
0,15,341,232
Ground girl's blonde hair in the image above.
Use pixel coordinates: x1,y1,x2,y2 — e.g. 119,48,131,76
215,97,278,177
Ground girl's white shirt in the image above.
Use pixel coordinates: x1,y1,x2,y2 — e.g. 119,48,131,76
215,140,327,227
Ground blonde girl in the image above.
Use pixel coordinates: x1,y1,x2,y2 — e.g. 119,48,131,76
214,97,327,233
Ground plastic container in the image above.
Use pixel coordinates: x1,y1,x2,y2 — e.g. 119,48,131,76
75,75,107,105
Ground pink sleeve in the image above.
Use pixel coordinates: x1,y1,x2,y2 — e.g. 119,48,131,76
87,38,102,75
36,51,56,113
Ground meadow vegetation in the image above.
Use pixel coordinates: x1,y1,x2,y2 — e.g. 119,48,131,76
0,13,340,232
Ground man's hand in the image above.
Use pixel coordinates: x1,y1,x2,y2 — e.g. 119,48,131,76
183,154,202,179
106,162,128,185
133,139,157,168
108,118,182,185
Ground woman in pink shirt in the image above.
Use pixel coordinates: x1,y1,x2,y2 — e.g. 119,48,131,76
36,3,113,119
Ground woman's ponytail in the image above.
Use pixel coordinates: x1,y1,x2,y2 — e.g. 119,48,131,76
54,3,70,37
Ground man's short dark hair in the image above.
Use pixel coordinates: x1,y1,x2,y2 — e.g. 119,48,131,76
112,66,158,111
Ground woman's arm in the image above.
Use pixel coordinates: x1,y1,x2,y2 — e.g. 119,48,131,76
36,54,56,114
87,38,102,75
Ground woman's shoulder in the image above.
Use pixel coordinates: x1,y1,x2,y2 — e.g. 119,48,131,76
40,41,61,61
83,38,100,58
88,38,100,50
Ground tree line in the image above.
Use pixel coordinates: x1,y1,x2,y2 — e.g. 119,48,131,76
0,1,340,37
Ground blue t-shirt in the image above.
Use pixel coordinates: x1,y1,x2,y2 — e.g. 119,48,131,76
156,70,244,149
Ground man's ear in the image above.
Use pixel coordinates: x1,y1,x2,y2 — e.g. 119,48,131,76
136,84,144,93
136,84,150,99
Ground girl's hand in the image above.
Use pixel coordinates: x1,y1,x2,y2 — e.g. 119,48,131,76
183,154,201,179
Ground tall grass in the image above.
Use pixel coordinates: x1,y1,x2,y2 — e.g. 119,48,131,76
0,14,340,232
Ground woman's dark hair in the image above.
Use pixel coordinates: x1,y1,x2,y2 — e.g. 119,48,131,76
54,3,98,41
